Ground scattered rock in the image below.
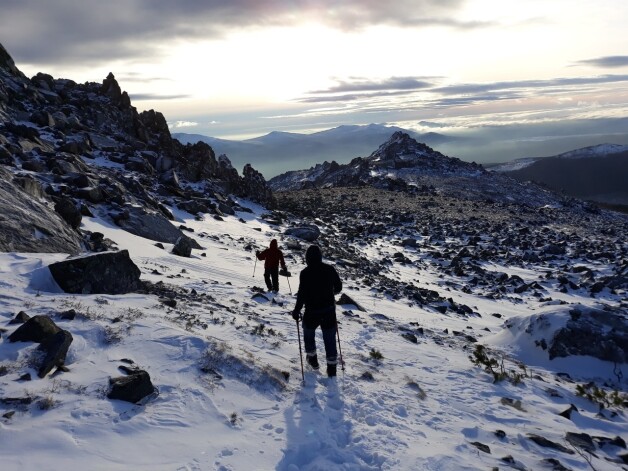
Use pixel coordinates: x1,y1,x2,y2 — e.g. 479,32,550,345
540,458,571,470
337,293,366,312
558,404,578,420
172,235,194,257
401,332,418,343
107,369,156,404
470,442,491,454
527,434,574,454
565,432,595,453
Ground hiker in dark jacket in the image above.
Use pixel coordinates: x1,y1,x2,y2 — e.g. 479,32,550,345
292,245,342,377
256,239,287,293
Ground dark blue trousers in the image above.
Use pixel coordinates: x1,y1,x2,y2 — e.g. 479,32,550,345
302,307,337,365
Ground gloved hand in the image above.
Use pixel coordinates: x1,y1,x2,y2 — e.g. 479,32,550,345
292,310,301,321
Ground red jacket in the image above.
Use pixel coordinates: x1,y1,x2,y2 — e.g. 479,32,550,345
257,239,286,269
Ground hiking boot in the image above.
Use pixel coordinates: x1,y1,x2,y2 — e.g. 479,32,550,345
327,364,337,377
306,355,319,370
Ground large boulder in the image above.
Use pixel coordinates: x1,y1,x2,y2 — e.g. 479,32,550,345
49,250,142,294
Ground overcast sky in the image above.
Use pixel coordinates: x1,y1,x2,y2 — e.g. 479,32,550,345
2,0,628,163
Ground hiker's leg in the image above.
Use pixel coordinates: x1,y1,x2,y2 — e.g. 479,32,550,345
270,267,279,292
303,325,317,359
263,269,272,291
321,326,338,367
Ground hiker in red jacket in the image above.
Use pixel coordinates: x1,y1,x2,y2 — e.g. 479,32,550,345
256,239,287,293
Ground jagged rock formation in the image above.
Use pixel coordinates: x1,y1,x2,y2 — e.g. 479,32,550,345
0,42,275,255
269,131,563,206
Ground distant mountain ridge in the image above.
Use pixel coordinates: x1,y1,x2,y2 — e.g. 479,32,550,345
491,144,628,205
268,132,564,207
491,143,628,172
173,124,453,179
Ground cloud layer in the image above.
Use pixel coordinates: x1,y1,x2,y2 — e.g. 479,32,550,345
576,56,628,68
1,0,472,65
296,74,628,111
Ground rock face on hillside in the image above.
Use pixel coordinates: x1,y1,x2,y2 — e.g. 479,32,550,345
0,166,83,253
0,42,275,255
269,132,563,206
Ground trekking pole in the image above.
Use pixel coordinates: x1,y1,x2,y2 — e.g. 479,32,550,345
336,320,345,372
296,318,305,384
286,273,292,295
253,257,257,277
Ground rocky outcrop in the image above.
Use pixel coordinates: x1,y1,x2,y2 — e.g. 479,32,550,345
269,132,561,207
48,250,142,294
242,163,276,207
0,43,26,79
0,42,275,255
0,167,83,253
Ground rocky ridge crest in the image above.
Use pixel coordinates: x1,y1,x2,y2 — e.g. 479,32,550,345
269,131,564,207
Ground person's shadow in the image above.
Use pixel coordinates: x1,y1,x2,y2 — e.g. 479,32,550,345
275,375,352,470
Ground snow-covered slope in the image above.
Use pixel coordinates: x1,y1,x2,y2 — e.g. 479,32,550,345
556,143,628,159
1,192,626,470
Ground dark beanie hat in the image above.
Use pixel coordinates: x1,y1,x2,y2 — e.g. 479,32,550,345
305,245,323,265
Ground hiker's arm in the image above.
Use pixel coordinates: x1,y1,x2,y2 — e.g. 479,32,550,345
279,252,286,270
332,268,342,294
